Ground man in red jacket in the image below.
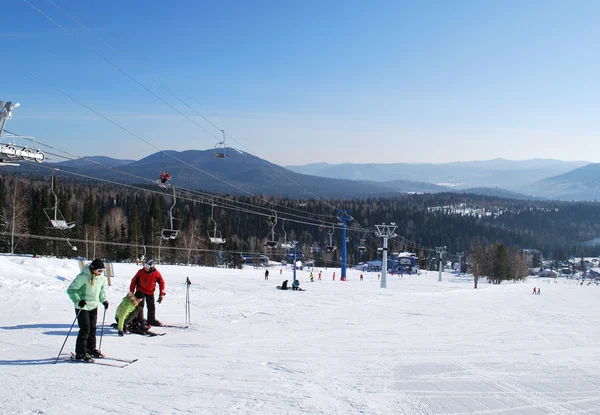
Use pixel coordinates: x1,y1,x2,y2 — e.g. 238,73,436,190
130,259,166,326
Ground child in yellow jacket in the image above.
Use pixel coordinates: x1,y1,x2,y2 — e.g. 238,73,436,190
115,291,145,336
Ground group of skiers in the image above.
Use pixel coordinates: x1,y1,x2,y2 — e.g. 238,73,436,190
66,258,166,362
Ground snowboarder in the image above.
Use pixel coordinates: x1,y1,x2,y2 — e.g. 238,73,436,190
66,258,108,362
292,279,300,290
130,259,166,327
265,269,269,280
114,291,145,336
279,279,288,290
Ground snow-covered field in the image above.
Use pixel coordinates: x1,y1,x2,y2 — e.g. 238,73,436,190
1,255,600,415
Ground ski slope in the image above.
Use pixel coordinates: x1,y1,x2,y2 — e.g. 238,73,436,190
1,255,600,414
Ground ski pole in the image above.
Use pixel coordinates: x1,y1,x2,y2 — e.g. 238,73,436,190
185,277,191,325
98,306,107,351
54,308,81,364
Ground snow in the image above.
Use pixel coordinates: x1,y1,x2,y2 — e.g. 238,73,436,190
1,255,600,414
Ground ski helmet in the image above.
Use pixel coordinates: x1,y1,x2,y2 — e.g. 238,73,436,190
144,259,155,271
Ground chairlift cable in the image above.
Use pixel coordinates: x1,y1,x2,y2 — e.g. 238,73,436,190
21,1,345,220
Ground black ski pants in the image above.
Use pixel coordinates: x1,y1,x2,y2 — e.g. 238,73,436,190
75,308,98,356
139,294,157,322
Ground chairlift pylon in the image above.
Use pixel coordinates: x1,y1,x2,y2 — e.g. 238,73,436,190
0,102,46,165
44,171,75,230
161,186,179,240
215,130,227,158
208,203,226,244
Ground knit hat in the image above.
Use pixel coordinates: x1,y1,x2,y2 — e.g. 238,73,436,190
134,290,145,299
89,259,105,271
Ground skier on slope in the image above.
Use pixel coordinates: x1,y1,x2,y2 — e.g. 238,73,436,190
67,258,108,362
114,290,145,336
129,259,166,327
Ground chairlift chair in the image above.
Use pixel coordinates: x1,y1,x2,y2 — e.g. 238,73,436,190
264,211,278,248
279,219,293,249
161,186,179,240
66,238,78,251
44,172,75,230
358,230,367,254
325,226,337,252
208,204,226,244
215,130,227,158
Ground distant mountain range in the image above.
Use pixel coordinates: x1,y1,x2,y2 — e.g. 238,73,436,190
5,151,599,201
285,159,590,190
10,149,441,199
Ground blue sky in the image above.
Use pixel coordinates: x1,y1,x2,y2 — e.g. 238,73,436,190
2,0,599,165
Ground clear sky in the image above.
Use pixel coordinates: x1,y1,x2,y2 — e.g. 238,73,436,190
2,0,599,165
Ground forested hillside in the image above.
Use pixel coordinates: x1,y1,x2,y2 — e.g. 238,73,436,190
1,174,599,266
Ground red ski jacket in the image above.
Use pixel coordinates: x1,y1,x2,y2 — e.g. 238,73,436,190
130,268,165,296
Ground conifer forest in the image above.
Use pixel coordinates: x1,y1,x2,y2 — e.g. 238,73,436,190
1,173,600,268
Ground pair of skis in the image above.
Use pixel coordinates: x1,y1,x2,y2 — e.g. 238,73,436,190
61,352,137,368
109,322,188,335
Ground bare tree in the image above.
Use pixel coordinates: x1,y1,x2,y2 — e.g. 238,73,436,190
178,219,205,264
5,181,29,254
102,207,128,233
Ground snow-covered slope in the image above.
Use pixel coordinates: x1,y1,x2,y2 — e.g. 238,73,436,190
1,255,599,414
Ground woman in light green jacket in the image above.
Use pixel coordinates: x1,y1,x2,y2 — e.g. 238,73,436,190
66,259,108,362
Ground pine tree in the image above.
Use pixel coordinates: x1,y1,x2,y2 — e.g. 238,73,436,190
0,199,10,252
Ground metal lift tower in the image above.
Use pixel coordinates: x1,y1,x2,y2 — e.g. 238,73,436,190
338,210,352,280
375,223,397,288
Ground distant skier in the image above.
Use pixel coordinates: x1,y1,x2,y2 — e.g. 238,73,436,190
333,272,336,281
360,274,363,281
318,271,322,280
537,287,540,295
532,287,536,295
265,269,269,280
310,272,314,282
67,258,108,362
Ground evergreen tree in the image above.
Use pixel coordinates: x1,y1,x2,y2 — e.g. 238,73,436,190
0,199,10,252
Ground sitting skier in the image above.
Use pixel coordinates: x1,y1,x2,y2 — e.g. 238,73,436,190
159,171,171,184
292,279,300,290
114,290,145,336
